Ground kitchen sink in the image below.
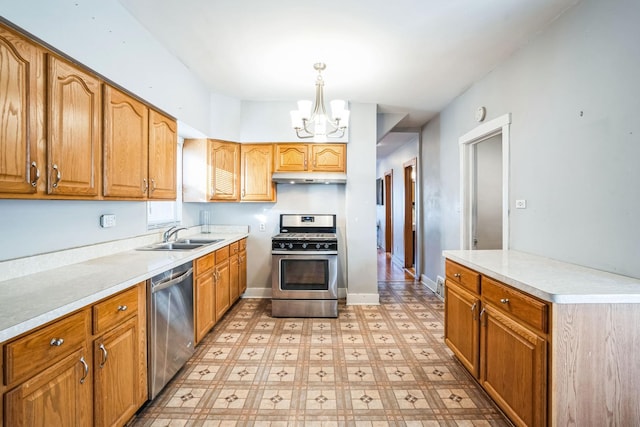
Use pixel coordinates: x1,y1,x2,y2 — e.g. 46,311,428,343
136,242,206,251
177,238,224,245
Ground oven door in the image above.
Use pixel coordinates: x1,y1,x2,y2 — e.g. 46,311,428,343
271,252,338,299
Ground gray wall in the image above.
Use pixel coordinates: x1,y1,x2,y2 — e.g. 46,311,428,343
421,0,640,282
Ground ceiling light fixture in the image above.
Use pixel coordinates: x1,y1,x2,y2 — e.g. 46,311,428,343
290,63,349,142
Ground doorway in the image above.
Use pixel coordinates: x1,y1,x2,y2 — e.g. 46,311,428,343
403,158,416,271
384,171,393,254
473,135,502,249
459,114,511,250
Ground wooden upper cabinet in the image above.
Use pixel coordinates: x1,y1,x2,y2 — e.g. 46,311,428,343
310,144,345,172
240,144,275,202
148,109,177,199
183,138,240,202
274,144,308,172
47,54,101,197
103,85,149,198
274,143,346,172
0,24,40,194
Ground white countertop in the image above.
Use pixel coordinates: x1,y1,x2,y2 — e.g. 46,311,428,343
443,250,640,304
0,232,247,343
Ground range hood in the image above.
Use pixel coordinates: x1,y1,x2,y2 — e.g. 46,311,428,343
272,172,347,185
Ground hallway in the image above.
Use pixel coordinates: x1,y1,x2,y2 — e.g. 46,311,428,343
132,257,509,426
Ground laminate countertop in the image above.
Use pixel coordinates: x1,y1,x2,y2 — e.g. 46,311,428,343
0,232,248,343
443,250,640,304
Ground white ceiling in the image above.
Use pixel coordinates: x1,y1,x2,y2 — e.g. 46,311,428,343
119,0,579,152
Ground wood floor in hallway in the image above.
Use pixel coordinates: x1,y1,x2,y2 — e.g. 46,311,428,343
377,249,416,281
131,253,510,426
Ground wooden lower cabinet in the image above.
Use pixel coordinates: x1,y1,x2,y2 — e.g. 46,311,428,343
444,280,480,377
480,304,547,427
4,348,93,427
215,255,231,320
93,317,139,427
230,251,240,303
194,253,216,345
1,283,146,427
444,260,548,427
239,239,247,294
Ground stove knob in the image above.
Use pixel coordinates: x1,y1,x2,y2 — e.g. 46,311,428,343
279,243,286,249
316,243,321,249
324,243,330,249
302,243,308,249
287,243,293,249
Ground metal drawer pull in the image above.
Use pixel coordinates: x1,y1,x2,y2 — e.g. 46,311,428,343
52,164,61,188
99,343,108,368
500,298,510,304
117,305,128,311
30,161,40,187
79,356,89,384
50,338,64,347
453,273,461,278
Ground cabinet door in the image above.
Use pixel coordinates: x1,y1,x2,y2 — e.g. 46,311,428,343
210,140,240,200
4,348,92,427
194,272,215,344
229,253,239,303
310,144,345,172
480,304,547,427
444,280,480,377
215,260,231,320
103,85,149,198
148,109,177,200
240,144,275,202
274,144,308,171
0,25,40,194
239,246,247,294
93,317,139,427
46,55,101,197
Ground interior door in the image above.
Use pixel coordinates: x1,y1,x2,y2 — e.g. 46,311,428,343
472,135,503,249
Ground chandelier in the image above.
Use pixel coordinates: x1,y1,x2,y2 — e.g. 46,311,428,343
290,63,350,142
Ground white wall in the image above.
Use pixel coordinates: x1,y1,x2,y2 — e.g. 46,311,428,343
376,136,419,266
421,0,640,282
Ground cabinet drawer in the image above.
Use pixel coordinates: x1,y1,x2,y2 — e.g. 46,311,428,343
215,246,230,263
482,276,548,333
229,241,239,255
445,260,480,294
195,252,215,275
4,309,89,386
93,286,139,334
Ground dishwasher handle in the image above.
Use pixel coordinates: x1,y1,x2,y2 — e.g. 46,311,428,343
152,268,193,293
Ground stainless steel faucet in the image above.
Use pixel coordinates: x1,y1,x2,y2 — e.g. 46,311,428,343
163,226,188,242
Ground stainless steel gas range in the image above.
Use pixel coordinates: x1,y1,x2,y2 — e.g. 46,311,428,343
271,214,338,318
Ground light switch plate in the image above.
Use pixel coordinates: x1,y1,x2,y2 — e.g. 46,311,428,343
100,214,116,228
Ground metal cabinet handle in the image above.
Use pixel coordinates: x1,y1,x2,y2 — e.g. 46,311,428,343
117,305,128,311
79,356,89,384
99,343,108,368
500,298,510,304
30,161,40,187
142,178,148,194
479,308,486,326
453,273,461,278
51,164,61,188
50,338,64,346
150,178,156,193
470,302,477,320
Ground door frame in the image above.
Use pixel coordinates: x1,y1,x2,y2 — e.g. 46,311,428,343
459,113,511,250
384,170,393,253
403,158,417,269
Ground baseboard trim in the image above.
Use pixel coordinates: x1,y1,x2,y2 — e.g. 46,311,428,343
346,292,380,305
421,274,444,301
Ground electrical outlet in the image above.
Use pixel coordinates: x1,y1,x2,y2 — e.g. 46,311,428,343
259,223,266,232
100,214,116,228
515,199,527,209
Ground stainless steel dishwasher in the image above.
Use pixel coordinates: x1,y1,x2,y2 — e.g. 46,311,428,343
148,261,194,399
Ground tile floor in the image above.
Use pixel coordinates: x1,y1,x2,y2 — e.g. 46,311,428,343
131,278,510,426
